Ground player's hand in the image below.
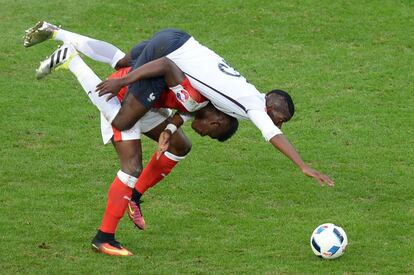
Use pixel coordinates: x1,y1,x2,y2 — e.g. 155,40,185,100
157,130,172,159
96,78,124,101
302,166,334,187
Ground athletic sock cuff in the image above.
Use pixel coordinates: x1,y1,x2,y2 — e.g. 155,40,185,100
95,230,115,242
164,151,186,162
117,170,138,188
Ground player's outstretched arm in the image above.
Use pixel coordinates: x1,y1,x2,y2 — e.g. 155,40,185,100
269,134,334,187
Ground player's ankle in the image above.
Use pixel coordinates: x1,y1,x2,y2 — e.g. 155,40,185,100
131,188,142,203
94,230,115,243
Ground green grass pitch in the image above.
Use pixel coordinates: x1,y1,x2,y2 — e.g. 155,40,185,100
1,0,413,273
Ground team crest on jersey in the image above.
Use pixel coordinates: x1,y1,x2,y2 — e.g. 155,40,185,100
176,89,190,103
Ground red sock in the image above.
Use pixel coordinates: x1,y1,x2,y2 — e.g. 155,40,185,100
135,152,179,194
99,176,132,234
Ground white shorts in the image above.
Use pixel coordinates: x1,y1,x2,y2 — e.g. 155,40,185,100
100,108,172,144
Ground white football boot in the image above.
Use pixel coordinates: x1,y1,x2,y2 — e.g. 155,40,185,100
23,21,60,48
35,43,78,79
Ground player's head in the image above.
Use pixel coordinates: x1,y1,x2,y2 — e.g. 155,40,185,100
265,89,295,129
191,104,238,142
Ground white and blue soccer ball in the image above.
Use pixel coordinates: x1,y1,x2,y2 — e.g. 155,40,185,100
310,223,348,259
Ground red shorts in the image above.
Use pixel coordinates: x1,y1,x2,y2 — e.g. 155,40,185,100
107,67,131,101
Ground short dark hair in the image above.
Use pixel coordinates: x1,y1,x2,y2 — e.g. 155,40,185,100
266,89,295,119
217,116,239,142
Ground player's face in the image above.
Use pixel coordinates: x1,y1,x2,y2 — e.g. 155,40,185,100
191,118,222,139
267,108,289,129
191,105,231,139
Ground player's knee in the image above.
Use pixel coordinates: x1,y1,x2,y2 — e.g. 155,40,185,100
112,95,149,131
181,138,192,156
114,54,132,70
121,159,143,178
112,117,133,131
169,134,192,156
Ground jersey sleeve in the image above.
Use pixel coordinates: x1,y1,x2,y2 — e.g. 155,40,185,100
247,110,282,141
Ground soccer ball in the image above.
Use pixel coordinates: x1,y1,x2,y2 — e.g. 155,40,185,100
310,223,348,259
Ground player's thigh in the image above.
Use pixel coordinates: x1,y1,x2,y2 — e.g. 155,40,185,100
144,120,192,156
112,139,143,177
113,92,149,131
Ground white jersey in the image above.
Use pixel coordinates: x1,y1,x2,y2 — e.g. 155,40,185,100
167,37,282,141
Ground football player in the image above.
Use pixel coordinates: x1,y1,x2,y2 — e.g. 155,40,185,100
24,23,238,256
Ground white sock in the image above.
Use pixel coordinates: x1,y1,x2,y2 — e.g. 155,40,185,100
164,151,187,161
117,170,138,188
68,55,120,123
54,29,125,68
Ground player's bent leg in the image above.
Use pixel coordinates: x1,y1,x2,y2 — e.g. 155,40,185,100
92,173,136,256
125,120,191,229
24,21,125,68
23,21,59,47
92,139,144,254
114,40,149,70
113,139,146,230
112,92,150,131
38,49,120,123
167,128,192,156
140,119,192,192
113,139,143,177
54,52,120,123
113,139,146,231
53,28,125,68
145,120,192,156
114,52,133,70
35,43,79,79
